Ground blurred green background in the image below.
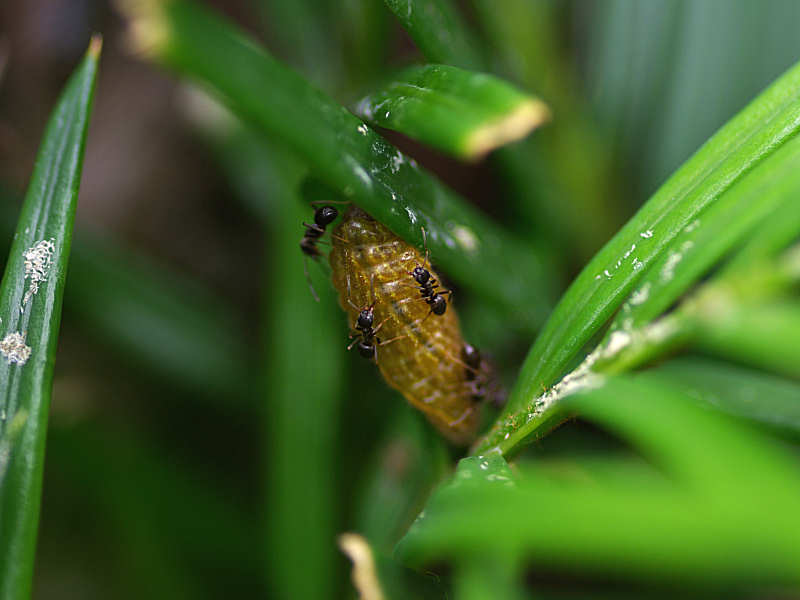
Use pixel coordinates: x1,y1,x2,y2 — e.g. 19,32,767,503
2,1,800,598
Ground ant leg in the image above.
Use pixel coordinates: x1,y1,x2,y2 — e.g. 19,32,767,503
372,335,408,363
347,337,360,351
448,406,475,429
445,347,477,373
418,307,436,325
377,334,406,347
372,315,392,335
329,232,349,244
303,256,320,302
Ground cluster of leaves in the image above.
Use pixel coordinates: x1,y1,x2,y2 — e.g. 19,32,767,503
1,1,800,598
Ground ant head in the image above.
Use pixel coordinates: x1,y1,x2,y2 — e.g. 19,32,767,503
357,305,374,329
314,206,338,227
411,265,430,284
461,344,481,369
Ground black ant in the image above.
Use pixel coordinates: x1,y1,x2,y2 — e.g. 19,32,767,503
347,304,384,359
409,228,451,317
461,343,483,400
300,205,338,258
346,273,403,361
300,203,342,302
461,343,506,409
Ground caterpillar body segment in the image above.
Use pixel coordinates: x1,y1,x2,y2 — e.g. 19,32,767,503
329,207,480,444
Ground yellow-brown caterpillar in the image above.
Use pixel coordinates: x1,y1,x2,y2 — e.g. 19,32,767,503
329,206,480,445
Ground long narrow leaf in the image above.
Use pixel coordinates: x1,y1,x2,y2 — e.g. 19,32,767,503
355,64,550,160
0,37,100,600
641,357,800,435
501,55,800,416
383,0,484,70
260,152,346,599
696,302,800,378
118,0,558,327
608,135,800,332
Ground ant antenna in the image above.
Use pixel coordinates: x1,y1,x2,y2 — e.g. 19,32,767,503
345,270,361,313
421,226,430,269
368,272,377,305
310,200,351,206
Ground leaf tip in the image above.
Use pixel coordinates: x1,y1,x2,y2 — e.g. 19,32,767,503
338,533,385,600
115,0,171,59
462,98,552,161
88,34,103,59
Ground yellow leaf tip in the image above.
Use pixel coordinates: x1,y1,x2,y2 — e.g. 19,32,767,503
338,533,385,600
114,0,171,58
463,98,552,161
88,34,103,58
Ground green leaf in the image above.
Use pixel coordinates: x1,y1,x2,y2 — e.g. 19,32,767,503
641,356,800,435
454,556,525,600
722,187,800,271
607,135,800,333
488,55,800,439
118,0,558,328
0,37,100,600
355,64,550,160
259,151,347,599
400,377,800,585
382,0,485,70
353,404,449,553
253,0,342,90
695,301,800,378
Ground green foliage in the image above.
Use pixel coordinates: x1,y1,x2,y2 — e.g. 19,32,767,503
383,0,484,70
355,64,550,160
474,55,800,455
0,39,100,600
3,1,800,598
401,377,800,586
121,0,559,329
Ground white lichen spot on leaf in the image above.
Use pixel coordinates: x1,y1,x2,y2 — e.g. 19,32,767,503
450,224,479,254
23,238,55,306
0,331,32,365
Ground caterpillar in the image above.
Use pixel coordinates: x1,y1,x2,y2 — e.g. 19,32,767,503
329,206,481,445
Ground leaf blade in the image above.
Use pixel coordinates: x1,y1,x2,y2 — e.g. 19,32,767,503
382,0,485,70
502,55,800,416
355,64,550,160
0,37,100,600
